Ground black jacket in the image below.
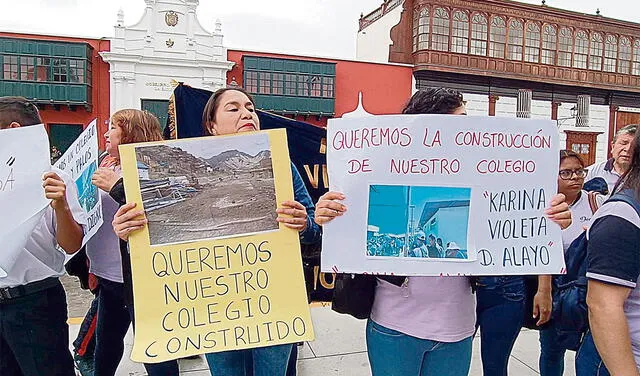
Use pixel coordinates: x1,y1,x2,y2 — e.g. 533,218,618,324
108,178,135,306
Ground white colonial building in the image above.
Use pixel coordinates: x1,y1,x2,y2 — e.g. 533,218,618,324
100,0,233,126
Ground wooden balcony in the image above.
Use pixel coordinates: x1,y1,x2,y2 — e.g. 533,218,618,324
413,50,640,93
388,0,640,95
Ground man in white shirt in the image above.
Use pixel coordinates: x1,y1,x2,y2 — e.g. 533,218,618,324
0,97,86,376
586,124,637,193
409,231,429,258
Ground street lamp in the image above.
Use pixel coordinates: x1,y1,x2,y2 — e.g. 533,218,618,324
556,105,577,126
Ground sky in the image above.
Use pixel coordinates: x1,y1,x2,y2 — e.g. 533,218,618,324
171,132,269,159
1,0,639,60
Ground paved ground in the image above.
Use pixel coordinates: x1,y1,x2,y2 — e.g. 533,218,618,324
62,274,95,319
63,274,576,376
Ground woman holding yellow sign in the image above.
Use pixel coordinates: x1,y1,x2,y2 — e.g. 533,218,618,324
112,87,321,376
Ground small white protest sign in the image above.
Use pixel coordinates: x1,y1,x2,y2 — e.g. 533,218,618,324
0,125,51,276
321,115,565,276
54,119,102,244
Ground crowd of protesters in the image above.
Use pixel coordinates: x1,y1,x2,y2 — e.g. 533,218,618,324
1,86,639,376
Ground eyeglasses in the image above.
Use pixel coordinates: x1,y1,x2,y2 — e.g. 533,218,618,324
559,169,588,180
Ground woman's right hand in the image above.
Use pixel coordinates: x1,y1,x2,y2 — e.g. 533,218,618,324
91,167,120,192
315,191,348,225
112,202,147,241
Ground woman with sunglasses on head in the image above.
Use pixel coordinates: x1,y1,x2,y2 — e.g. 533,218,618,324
537,150,603,376
315,88,572,376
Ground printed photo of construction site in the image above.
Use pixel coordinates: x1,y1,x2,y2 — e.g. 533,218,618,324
134,133,278,246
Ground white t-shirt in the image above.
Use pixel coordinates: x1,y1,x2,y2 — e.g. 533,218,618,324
562,190,605,252
0,168,87,288
586,159,622,194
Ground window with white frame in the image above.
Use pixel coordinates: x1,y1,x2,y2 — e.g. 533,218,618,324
589,33,604,70
507,19,524,60
558,27,573,67
490,17,507,58
633,40,640,75
541,24,557,65
431,7,450,51
618,37,632,74
604,35,618,73
470,13,488,56
414,8,430,51
451,11,469,54
573,30,588,69
525,23,540,63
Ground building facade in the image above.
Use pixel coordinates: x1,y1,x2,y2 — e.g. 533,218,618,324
100,0,233,130
0,32,110,152
358,0,640,164
227,49,414,127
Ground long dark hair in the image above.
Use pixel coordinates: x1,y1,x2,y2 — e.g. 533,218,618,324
402,88,464,115
201,87,256,136
617,130,640,197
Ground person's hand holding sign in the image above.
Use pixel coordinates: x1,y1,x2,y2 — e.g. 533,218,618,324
43,171,83,254
112,202,147,241
42,172,68,210
92,167,120,192
314,191,347,225
276,200,308,232
546,193,572,230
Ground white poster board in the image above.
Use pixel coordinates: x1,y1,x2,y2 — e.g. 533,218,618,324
54,119,102,244
321,115,565,276
0,125,51,277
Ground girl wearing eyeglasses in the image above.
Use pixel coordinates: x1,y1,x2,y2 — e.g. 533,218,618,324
556,150,604,252
537,149,604,376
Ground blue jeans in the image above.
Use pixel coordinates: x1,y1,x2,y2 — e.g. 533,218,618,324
575,331,610,376
286,343,298,376
476,276,526,376
366,319,472,376
205,344,293,376
539,327,567,376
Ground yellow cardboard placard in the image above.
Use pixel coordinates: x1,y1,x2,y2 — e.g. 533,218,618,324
120,129,314,363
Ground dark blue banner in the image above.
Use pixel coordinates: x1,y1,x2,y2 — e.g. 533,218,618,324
166,83,334,301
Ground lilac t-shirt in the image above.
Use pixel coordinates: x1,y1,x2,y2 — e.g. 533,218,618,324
86,167,124,283
370,276,476,342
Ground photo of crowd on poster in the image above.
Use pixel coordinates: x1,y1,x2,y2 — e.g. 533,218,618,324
366,185,471,260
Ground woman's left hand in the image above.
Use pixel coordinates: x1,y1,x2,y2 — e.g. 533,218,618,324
546,193,572,230
112,202,147,241
92,167,120,192
533,289,553,326
276,200,308,232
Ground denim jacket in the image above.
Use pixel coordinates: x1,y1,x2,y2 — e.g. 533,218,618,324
291,163,322,245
